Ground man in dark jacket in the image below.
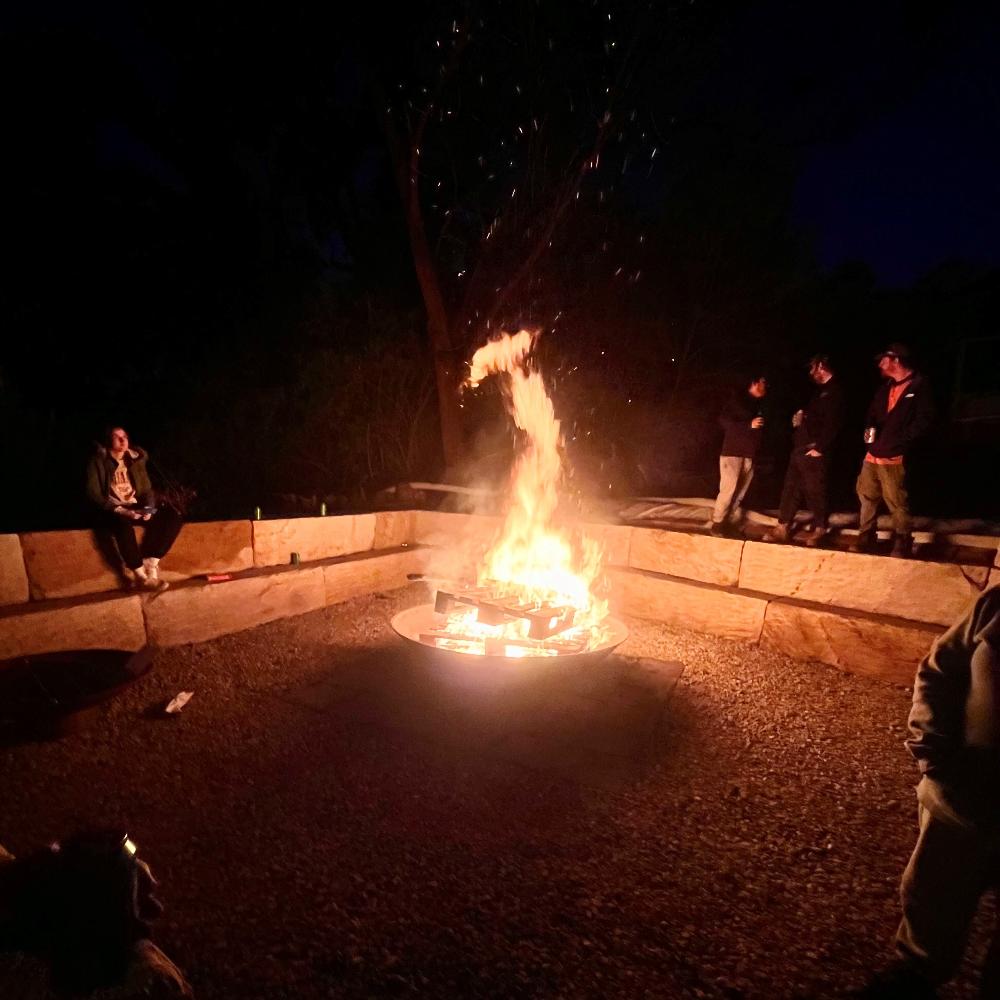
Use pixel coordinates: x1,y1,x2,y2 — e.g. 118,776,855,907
853,343,934,558
857,586,1000,999
85,426,182,589
764,354,845,547
711,375,767,537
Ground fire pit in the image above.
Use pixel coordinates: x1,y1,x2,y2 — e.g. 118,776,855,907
393,329,627,672
391,603,629,669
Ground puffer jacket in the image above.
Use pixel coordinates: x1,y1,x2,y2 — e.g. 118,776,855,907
85,444,154,512
906,586,1000,830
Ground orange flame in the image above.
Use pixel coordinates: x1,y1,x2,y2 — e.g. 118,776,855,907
435,330,609,656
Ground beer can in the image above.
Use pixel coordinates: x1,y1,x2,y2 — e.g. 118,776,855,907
319,502,327,516
254,506,262,521
863,427,876,445
290,552,301,566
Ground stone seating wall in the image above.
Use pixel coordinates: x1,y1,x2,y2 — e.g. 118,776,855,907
1,508,997,684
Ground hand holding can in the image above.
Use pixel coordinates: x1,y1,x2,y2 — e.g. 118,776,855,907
864,426,877,444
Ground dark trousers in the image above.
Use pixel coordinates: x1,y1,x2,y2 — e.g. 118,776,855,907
95,506,183,570
777,450,828,528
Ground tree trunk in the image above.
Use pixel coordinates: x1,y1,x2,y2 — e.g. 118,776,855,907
380,96,467,470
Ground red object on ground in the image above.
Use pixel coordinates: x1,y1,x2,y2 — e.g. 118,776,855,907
205,574,232,582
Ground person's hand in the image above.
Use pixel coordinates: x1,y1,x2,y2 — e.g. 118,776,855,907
805,448,822,458
141,512,152,521
791,409,804,428
751,417,764,429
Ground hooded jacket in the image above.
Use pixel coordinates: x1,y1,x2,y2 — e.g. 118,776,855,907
85,444,154,513
906,586,1000,830
864,371,934,459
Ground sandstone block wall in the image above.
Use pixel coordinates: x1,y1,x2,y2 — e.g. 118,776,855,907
739,542,987,626
0,595,146,660
2,509,996,684
252,514,376,567
0,535,29,606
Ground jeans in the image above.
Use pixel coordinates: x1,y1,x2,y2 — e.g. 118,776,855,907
856,460,910,536
777,450,828,528
713,456,754,526
94,506,183,571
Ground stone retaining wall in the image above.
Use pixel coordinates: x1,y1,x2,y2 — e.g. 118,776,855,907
1,510,997,682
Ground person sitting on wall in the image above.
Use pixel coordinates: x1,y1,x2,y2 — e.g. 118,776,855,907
86,426,182,590
710,374,768,538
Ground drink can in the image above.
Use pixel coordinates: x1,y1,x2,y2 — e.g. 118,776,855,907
863,426,877,445
320,502,327,516
254,506,262,520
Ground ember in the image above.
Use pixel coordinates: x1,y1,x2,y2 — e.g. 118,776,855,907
393,330,626,661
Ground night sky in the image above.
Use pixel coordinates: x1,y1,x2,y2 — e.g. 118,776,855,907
1,1,998,527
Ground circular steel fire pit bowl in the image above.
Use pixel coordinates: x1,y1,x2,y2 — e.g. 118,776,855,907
391,604,629,683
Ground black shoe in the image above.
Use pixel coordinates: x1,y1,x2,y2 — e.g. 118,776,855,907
851,530,876,554
890,534,912,559
851,964,937,999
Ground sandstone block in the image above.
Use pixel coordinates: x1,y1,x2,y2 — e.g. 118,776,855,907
610,568,767,642
738,542,986,626
581,523,632,567
0,595,146,659
324,549,424,606
628,527,744,587
158,521,253,581
412,510,501,548
144,567,326,647
0,535,29,606
252,514,376,568
760,599,943,685
374,510,415,550
20,530,121,600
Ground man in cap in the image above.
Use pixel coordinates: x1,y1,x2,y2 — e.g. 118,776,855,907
853,343,934,558
763,354,844,547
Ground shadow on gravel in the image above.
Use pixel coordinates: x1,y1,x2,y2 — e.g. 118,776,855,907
276,644,685,790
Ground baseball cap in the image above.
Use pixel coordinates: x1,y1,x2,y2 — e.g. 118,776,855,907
874,342,912,363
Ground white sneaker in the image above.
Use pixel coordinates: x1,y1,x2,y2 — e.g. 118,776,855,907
142,558,169,590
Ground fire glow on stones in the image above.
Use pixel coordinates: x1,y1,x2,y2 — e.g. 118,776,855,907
409,329,617,658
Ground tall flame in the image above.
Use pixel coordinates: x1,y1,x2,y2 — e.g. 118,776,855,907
434,329,608,656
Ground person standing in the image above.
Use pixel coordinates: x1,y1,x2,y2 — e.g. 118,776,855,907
855,585,1000,999
854,344,934,558
711,374,767,537
763,355,844,547
86,426,183,589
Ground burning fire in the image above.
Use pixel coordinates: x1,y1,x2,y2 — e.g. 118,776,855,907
430,330,610,657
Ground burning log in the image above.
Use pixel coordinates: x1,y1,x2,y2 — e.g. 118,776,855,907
433,588,577,639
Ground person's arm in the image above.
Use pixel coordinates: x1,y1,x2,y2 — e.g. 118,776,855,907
85,457,117,512
906,590,997,779
131,455,155,508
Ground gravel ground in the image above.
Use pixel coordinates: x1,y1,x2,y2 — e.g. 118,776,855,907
0,585,992,999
